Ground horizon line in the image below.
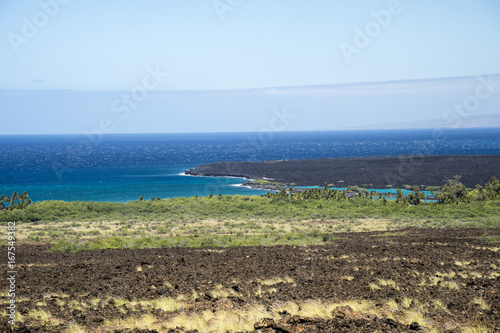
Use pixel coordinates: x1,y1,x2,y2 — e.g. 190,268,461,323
1,73,499,94
2,127,500,137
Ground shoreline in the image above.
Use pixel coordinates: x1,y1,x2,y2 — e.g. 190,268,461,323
237,181,437,200
185,154,500,190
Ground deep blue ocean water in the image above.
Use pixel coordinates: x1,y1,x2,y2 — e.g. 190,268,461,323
0,128,498,202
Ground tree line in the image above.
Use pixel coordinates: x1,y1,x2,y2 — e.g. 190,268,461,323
264,176,500,206
0,191,32,210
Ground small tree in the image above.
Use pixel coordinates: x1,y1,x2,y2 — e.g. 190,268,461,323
484,177,500,200
1,191,32,210
435,176,468,204
407,186,426,205
395,188,408,206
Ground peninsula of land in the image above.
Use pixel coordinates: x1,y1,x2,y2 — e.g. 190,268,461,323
185,154,500,190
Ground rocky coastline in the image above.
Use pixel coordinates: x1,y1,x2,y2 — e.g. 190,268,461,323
185,154,500,191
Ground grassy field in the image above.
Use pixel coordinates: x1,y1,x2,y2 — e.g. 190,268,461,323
2,191,499,332
1,194,499,251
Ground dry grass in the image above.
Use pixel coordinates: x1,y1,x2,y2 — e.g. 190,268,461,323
167,304,271,332
416,273,460,290
67,299,89,310
256,276,295,286
272,299,380,319
209,284,241,299
273,301,300,315
64,322,88,333
104,313,158,331
191,290,201,300
377,279,397,288
401,297,412,308
15,217,399,245
461,324,492,333
151,297,185,312
0,297,30,305
472,297,490,310
454,260,471,266
402,309,428,326
431,299,447,310
27,309,62,326
300,299,334,317
12,295,489,332
442,281,460,290
386,299,399,311
435,271,456,279
42,292,70,299
109,296,185,313
14,311,25,323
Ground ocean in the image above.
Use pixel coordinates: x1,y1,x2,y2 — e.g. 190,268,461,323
0,128,498,202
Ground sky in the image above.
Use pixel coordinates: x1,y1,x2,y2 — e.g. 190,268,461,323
1,0,499,134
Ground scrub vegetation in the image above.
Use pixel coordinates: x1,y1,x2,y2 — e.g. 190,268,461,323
1,177,499,252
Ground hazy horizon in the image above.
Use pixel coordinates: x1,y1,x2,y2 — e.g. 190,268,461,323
1,1,499,135
1,74,499,135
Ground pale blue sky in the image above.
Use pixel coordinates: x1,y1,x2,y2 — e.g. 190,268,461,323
0,0,499,133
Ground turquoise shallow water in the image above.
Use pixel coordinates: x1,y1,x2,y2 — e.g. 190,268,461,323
292,186,432,196
290,186,434,201
0,129,498,202
0,165,268,203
